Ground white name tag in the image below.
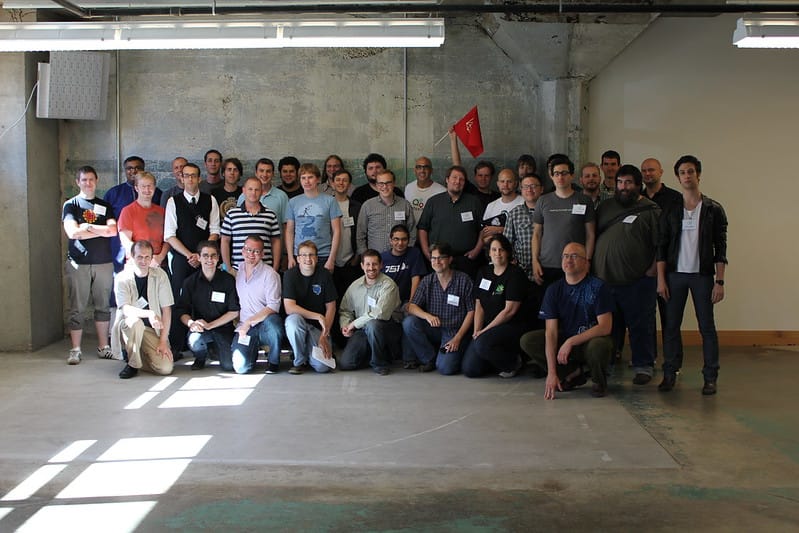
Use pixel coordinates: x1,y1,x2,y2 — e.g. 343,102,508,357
572,204,586,215
479,278,491,290
461,211,474,222
682,218,697,230
342,216,355,228
93,204,107,216
623,215,638,224
211,291,226,303
394,211,406,221
135,296,148,309
447,294,460,306
238,334,251,346
367,296,377,308
196,217,208,230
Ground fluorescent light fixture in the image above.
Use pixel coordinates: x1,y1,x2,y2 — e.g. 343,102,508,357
0,17,445,51
733,15,799,48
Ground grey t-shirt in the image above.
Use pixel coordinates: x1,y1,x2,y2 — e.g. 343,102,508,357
532,191,595,268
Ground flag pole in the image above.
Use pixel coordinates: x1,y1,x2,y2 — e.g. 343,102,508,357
433,130,449,147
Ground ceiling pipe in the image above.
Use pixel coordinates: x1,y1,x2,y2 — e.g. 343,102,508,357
36,3,799,20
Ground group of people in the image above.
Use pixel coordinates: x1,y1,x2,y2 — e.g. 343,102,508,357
61,139,728,399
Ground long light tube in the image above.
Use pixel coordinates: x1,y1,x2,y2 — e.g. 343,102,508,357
0,17,445,51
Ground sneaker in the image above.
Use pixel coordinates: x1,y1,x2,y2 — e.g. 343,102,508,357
266,363,280,374
97,345,117,360
374,367,390,376
418,360,436,373
403,360,419,370
499,356,523,379
289,365,305,375
118,364,138,379
67,348,81,365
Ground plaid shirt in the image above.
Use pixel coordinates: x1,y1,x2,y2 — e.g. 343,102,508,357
503,203,535,282
411,270,474,330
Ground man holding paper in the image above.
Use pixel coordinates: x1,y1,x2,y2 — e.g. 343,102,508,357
283,240,338,374
231,235,284,374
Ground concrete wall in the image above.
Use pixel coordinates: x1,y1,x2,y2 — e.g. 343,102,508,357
588,13,798,332
0,52,61,350
59,17,539,195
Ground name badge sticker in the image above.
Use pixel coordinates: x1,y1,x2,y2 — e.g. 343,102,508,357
93,204,107,216
238,334,251,346
135,296,148,309
367,296,377,308
342,216,355,227
572,204,587,215
196,217,208,230
461,211,474,222
394,211,406,221
623,215,638,224
447,294,460,306
211,291,226,303
682,219,697,231
479,278,491,290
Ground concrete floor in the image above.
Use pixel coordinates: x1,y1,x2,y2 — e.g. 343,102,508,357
0,341,798,532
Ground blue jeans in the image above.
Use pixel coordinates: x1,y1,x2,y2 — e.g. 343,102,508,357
284,313,331,373
663,272,720,381
609,276,657,375
462,323,524,378
339,320,401,371
401,315,468,375
188,329,234,371
231,314,285,374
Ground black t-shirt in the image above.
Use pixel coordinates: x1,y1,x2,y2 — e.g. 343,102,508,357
135,274,152,327
62,195,114,264
282,265,337,316
474,263,529,325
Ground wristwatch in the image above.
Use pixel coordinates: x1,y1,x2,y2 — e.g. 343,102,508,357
715,279,725,286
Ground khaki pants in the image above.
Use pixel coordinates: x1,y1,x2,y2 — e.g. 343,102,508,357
120,317,173,375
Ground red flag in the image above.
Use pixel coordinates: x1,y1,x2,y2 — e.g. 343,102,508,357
453,106,484,158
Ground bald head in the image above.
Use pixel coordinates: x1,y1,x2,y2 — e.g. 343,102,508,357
641,158,664,187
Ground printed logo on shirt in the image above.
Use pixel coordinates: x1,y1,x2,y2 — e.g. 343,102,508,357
312,284,322,295
493,283,505,296
83,209,97,224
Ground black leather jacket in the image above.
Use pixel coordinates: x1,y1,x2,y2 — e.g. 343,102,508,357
657,194,728,276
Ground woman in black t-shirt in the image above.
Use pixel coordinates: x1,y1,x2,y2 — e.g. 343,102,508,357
462,235,529,378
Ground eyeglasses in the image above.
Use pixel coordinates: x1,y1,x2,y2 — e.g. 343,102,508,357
415,165,432,170
430,255,450,261
561,253,586,261
125,165,143,171
376,181,394,187
520,184,542,190
552,170,572,177
242,247,263,255
201,253,219,259
297,253,317,258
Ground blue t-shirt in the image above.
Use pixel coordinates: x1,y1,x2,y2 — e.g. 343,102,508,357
380,247,427,302
539,275,613,342
286,194,342,257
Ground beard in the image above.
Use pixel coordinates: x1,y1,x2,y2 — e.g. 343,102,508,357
615,189,638,207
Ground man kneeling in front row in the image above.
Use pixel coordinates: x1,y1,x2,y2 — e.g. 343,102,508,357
520,242,614,399
114,240,174,379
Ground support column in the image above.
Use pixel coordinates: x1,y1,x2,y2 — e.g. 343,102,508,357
0,52,63,350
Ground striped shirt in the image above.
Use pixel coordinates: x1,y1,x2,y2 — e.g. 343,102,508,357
221,205,281,269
